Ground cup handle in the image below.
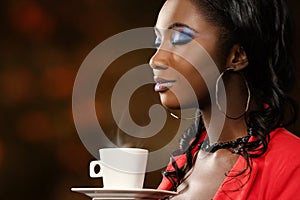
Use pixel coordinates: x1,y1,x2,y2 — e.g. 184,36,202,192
89,160,103,178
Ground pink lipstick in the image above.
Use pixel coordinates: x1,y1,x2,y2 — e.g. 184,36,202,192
153,76,176,92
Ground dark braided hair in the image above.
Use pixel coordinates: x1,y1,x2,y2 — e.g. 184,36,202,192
163,0,297,191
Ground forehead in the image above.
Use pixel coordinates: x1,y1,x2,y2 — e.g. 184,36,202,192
155,0,203,29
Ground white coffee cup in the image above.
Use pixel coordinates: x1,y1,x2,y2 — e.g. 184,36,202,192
89,148,149,189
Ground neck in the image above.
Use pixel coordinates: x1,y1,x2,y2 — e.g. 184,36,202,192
201,71,250,144
201,106,248,145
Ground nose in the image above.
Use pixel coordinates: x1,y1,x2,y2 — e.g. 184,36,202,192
149,48,169,70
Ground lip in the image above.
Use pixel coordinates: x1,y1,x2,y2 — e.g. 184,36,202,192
153,76,176,92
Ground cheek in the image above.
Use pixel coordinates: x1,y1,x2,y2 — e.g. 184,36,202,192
158,47,218,109
172,63,211,109
178,43,220,108
184,70,210,108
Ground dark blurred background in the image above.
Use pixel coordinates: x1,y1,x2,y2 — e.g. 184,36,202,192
0,0,299,200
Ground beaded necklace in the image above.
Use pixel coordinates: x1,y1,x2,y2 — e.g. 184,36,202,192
199,128,253,153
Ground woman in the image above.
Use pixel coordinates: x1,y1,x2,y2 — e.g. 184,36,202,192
149,0,300,199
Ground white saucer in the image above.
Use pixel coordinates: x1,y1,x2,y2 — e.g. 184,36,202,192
71,188,178,200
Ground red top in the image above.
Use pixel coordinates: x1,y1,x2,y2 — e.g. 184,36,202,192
158,128,300,200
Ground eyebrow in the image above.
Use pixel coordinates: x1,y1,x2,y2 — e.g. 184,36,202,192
155,22,192,30
167,22,198,33
154,22,200,35
168,22,190,29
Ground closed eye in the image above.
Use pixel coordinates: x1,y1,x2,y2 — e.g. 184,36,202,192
154,35,162,48
153,24,200,48
154,28,162,48
171,30,193,45
171,26,199,45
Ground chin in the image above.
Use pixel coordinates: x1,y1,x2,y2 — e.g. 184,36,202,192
159,92,181,110
159,92,198,110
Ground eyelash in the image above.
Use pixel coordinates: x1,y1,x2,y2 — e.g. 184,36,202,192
171,31,193,45
154,36,162,48
154,28,195,48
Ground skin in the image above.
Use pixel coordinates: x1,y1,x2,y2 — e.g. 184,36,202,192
150,0,220,110
149,0,251,198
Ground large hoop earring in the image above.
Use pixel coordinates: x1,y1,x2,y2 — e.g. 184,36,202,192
215,68,251,120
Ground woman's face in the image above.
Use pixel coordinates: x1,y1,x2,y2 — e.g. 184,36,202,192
149,0,223,110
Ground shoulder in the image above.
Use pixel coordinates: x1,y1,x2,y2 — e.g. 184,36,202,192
268,127,300,154
256,128,300,198
261,127,300,169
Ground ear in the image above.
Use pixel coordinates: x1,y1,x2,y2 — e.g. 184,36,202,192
225,44,249,71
